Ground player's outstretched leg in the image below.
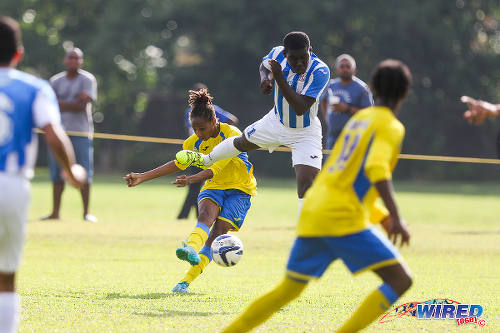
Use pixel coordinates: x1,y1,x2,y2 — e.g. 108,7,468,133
176,222,211,265
175,242,201,266
221,276,307,333
176,136,244,168
172,246,212,293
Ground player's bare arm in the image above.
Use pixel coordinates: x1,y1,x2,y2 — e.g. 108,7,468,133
58,98,87,112
333,102,360,115
319,97,328,122
173,169,214,187
268,59,315,116
259,63,273,95
375,180,410,246
124,160,181,187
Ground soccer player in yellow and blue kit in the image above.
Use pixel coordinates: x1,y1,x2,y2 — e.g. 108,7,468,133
221,59,413,333
124,89,256,293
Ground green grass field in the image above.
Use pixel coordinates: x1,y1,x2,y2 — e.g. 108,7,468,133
18,171,500,332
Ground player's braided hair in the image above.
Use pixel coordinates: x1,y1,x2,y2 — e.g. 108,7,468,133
188,88,216,122
283,31,310,50
0,16,22,65
371,59,412,106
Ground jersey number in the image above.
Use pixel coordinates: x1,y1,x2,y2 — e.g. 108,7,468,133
333,132,360,170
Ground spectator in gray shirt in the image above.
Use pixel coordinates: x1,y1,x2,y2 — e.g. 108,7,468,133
42,48,98,222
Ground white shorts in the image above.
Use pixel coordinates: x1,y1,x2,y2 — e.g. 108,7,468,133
0,174,30,273
244,109,323,169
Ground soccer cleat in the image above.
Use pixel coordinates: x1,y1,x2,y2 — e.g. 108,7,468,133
175,150,208,169
176,244,201,266
172,281,190,293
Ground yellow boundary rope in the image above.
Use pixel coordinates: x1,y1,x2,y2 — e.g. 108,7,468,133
34,129,500,165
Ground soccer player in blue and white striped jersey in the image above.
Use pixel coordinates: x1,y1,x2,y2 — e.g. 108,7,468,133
0,16,85,333
176,32,330,214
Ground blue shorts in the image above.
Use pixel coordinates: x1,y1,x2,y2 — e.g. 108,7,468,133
286,227,402,281
198,189,251,231
48,136,93,183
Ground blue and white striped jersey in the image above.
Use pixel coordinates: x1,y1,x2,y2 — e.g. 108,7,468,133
262,46,330,128
0,68,60,179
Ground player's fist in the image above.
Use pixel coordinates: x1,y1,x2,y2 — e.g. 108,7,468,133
62,164,86,189
387,216,410,247
268,59,282,79
172,174,190,187
123,172,144,187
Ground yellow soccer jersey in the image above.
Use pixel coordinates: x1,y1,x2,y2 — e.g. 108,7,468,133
174,123,257,196
297,106,404,237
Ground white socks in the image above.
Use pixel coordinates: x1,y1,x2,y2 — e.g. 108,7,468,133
298,198,304,218
205,136,241,165
0,292,20,333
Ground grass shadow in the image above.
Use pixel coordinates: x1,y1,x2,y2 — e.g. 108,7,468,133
133,309,230,318
448,229,500,235
105,292,205,300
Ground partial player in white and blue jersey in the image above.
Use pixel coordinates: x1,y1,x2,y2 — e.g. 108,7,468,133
175,32,330,215
0,16,85,333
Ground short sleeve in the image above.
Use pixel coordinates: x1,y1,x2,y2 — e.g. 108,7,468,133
33,83,61,128
359,87,374,108
262,46,285,71
303,66,330,99
83,75,97,100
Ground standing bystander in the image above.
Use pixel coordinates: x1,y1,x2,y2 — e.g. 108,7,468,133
41,47,98,222
320,54,373,149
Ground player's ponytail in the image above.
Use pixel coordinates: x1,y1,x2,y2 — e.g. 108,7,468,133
188,88,216,122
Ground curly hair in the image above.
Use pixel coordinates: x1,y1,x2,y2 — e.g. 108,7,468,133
188,88,216,122
371,59,412,106
283,31,310,51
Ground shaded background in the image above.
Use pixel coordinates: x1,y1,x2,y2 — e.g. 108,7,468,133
2,0,499,180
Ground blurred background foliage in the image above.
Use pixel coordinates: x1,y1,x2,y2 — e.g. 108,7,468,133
1,0,499,179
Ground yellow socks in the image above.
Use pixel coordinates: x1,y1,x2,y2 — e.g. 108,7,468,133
187,222,209,252
221,276,308,333
337,283,399,332
181,247,212,284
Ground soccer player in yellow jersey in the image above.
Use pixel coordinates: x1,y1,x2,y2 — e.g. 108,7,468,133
124,89,256,293
221,59,413,333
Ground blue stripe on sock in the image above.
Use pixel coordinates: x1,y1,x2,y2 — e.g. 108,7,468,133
378,283,399,304
199,245,212,261
195,222,210,235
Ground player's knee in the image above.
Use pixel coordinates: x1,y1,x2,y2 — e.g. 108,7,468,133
234,135,258,152
392,270,413,295
213,222,230,236
297,178,313,197
197,212,213,225
401,273,413,292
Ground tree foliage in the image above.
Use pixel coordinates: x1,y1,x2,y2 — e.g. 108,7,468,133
1,0,499,178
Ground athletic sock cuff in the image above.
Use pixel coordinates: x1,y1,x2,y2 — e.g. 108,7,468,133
378,283,399,304
199,246,212,261
195,222,210,234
